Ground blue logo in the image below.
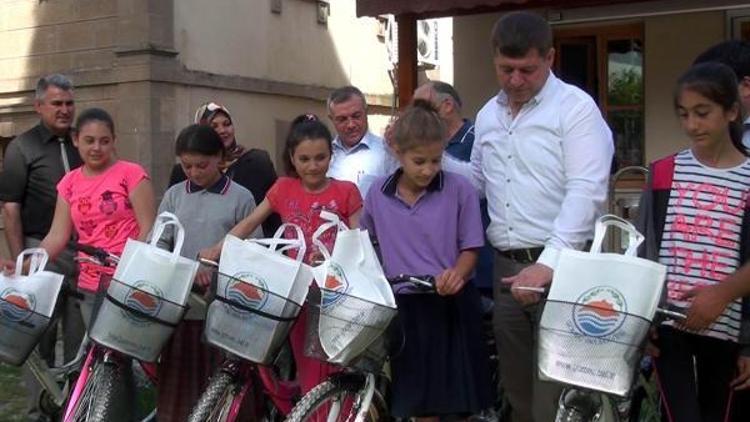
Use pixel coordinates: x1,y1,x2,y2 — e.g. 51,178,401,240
224,272,268,315
123,281,163,325
0,288,35,322
572,286,627,338
321,263,349,309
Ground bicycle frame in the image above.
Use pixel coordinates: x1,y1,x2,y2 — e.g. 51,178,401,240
22,309,93,416
353,373,377,422
315,373,377,422
25,349,79,409
199,355,299,421
216,359,254,421
257,364,298,416
62,342,105,422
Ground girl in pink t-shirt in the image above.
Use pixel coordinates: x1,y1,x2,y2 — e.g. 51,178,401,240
40,108,155,308
201,114,362,394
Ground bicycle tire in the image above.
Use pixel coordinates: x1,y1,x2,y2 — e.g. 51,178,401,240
66,360,133,422
187,369,236,422
285,373,388,422
555,388,607,422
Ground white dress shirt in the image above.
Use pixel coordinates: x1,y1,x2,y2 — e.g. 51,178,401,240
444,72,613,269
327,131,398,198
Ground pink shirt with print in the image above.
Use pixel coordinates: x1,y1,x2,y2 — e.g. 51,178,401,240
266,177,362,264
57,160,149,292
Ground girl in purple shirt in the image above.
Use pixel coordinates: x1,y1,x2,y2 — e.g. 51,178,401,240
360,100,492,420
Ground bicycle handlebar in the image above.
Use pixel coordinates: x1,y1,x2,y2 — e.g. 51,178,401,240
506,285,686,321
72,243,119,267
198,258,219,268
388,274,435,294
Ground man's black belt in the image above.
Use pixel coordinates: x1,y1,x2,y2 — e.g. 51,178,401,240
497,247,544,264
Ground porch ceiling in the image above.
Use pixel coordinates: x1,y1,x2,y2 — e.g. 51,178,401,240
356,0,657,18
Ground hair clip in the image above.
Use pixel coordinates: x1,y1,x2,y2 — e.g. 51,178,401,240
304,113,318,122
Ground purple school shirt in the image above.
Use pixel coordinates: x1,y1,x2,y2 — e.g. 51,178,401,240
360,170,484,279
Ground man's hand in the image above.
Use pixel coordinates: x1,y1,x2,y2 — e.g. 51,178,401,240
502,263,553,306
732,356,750,390
680,285,732,331
435,268,465,296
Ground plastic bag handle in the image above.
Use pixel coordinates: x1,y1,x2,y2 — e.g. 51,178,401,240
311,211,348,261
149,211,185,260
590,214,644,257
14,248,49,277
248,223,307,263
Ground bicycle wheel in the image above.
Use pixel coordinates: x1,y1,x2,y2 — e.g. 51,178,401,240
187,369,237,422
286,373,388,422
555,388,606,422
66,359,134,422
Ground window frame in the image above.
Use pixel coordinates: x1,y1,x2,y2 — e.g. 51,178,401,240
554,23,645,170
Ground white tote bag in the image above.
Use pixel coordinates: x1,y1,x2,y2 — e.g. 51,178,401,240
311,211,396,365
0,248,64,365
113,212,198,304
217,223,311,305
205,224,312,363
90,212,198,361
538,215,667,396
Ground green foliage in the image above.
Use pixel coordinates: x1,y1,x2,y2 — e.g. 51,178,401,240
609,68,643,105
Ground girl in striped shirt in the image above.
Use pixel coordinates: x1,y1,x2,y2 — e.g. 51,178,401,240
638,62,750,421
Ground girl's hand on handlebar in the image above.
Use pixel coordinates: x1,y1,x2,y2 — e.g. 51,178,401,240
680,286,732,331
194,269,213,292
199,242,222,263
0,258,15,275
435,268,464,296
732,356,750,390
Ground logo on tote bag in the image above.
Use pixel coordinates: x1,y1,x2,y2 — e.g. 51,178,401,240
225,272,268,316
321,263,350,309
0,288,36,323
572,286,627,338
123,281,164,325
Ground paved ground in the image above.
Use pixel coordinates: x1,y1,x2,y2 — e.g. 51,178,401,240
0,364,28,422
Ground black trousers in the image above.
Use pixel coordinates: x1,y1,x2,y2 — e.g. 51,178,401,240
655,326,738,422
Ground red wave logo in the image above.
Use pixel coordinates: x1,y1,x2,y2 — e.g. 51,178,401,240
325,274,343,290
4,294,31,310
0,289,36,322
582,299,617,318
225,273,268,314
122,282,164,324
129,291,158,310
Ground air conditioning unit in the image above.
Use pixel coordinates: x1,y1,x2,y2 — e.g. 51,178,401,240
417,19,439,67
384,15,398,69
383,16,439,69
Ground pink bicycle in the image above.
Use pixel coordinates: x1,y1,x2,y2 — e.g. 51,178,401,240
62,244,162,422
186,259,302,422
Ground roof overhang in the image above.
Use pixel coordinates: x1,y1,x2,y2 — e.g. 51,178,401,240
357,0,654,18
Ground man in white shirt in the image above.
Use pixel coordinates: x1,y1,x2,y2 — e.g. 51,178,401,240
445,12,613,422
326,86,395,197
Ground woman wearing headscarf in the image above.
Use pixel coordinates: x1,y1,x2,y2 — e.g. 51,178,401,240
169,102,281,235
